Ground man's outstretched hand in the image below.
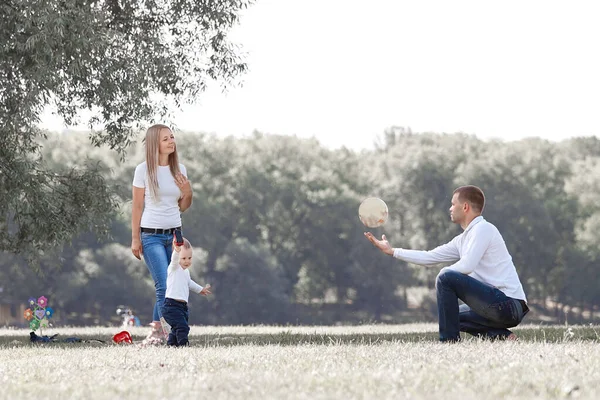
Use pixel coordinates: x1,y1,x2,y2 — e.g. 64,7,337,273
364,232,394,256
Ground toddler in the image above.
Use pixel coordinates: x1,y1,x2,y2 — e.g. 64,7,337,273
161,238,211,346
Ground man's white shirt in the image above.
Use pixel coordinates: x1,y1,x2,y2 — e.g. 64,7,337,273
393,216,527,301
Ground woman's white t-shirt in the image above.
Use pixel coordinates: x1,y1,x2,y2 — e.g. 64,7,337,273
132,162,187,229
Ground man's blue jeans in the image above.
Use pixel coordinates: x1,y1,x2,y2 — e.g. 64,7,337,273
436,269,528,342
162,298,190,346
141,232,173,322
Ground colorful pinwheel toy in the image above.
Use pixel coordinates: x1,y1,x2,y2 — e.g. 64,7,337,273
24,296,54,334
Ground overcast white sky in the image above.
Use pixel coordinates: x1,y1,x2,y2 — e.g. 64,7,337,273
40,0,600,151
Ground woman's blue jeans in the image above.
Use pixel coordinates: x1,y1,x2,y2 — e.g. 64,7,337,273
436,269,528,342
141,232,174,322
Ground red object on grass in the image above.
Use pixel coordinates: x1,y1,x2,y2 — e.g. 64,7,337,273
112,330,133,344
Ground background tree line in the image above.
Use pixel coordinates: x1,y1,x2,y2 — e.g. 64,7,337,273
1,128,599,327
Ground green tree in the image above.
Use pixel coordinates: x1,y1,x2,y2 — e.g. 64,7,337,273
563,156,600,318
202,238,290,325
1,0,249,257
374,132,470,287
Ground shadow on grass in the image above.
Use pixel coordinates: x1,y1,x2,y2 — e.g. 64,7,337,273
1,325,600,348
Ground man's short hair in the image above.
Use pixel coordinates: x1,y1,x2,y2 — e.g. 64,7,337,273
453,185,485,213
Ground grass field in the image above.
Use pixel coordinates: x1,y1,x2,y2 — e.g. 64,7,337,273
1,324,599,399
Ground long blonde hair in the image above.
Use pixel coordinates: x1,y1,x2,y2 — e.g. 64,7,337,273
144,124,181,202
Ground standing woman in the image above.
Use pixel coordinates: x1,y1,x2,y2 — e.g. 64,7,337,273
131,124,193,341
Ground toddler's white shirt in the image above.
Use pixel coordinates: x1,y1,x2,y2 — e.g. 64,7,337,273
165,251,204,303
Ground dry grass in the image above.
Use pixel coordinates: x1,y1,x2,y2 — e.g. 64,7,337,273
1,324,599,400
0,323,440,337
